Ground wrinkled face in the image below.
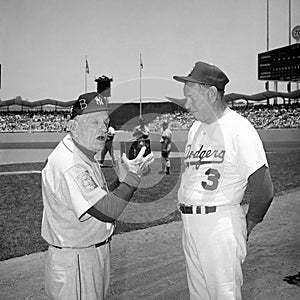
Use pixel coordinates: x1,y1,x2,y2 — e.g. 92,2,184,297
183,82,213,123
74,111,110,152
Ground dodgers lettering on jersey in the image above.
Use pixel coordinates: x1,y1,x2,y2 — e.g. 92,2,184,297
178,108,268,207
185,144,225,168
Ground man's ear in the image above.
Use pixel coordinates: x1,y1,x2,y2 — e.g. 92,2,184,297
208,86,218,103
69,118,79,138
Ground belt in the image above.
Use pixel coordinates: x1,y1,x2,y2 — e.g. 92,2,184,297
179,204,216,215
51,235,112,250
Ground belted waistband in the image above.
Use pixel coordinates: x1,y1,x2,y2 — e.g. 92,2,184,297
178,203,239,215
179,203,217,215
51,235,112,250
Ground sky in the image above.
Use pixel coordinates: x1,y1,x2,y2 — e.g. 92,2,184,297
0,0,299,103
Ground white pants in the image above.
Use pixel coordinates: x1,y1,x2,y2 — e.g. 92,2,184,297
181,205,247,300
45,243,110,300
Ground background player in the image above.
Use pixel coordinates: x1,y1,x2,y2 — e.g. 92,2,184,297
129,118,151,162
172,61,274,299
41,92,154,300
99,123,116,167
132,118,150,140
160,120,172,174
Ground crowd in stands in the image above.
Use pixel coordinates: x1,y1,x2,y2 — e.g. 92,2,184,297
0,103,299,132
149,103,300,131
234,104,300,129
148,111,194,132
0,111,69,132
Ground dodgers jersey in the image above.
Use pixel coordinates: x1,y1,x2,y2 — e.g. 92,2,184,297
41,134,114,248
178,107,268,206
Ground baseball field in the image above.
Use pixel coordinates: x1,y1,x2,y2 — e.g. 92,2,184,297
0,130,299,299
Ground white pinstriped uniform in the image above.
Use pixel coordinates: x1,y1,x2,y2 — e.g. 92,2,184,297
42,134,114,299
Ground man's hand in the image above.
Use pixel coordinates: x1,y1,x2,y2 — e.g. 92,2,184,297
121,146,154,177
113,156,128,182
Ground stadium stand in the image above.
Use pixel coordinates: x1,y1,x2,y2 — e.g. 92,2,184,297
149,104,300,131
0,111,69,132
0,103,299,132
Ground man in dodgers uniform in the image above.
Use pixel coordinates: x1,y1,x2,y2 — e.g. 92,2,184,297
172,61,274,299
41,92,153,300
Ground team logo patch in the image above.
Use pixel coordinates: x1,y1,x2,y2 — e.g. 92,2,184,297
79,170,98,191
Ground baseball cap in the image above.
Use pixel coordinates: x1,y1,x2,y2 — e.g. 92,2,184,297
70,92,111,119
173,61,229,91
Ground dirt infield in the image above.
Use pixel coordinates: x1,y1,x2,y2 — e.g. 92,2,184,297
0,188,299,300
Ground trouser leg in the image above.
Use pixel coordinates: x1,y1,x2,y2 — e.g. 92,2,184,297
182,227,211,300
161,155,166,172
165,156,170,174
79,244,111,299
45,244,111,300
181,206,247,300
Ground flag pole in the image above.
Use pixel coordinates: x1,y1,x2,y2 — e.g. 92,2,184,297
85,55,88,93
139,53,142,119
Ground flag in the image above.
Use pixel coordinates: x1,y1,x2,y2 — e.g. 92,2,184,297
140,54,143,69
85,58,90,74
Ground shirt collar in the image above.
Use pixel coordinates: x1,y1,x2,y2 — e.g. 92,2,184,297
72,139,97,162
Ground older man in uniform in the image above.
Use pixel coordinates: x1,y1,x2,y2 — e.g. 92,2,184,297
41,92,153,300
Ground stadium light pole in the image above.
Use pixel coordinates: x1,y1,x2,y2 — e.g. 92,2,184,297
289,0,291,46
267,0,277,104
267,0,269,52
266,0,270,101
288,0,292,93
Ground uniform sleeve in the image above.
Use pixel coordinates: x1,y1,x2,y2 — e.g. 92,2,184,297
235,122,268,179
87,172,140,222
247,165,274,223
61,166,107,222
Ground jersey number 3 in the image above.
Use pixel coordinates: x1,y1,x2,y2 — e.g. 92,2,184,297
201,168,220,191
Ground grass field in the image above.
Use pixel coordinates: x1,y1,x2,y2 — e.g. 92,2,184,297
0,150,299,261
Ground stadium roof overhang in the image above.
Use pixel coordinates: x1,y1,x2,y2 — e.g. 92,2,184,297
224,90,300,102
0,97,76,108
0,90,299,109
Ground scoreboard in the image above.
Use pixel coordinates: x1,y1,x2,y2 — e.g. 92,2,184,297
258,43,300,82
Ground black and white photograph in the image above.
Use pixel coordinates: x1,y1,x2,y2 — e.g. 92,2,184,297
0,1,299,299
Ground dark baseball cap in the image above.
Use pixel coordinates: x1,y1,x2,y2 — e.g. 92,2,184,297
70,92,111,119
173,61,229,91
